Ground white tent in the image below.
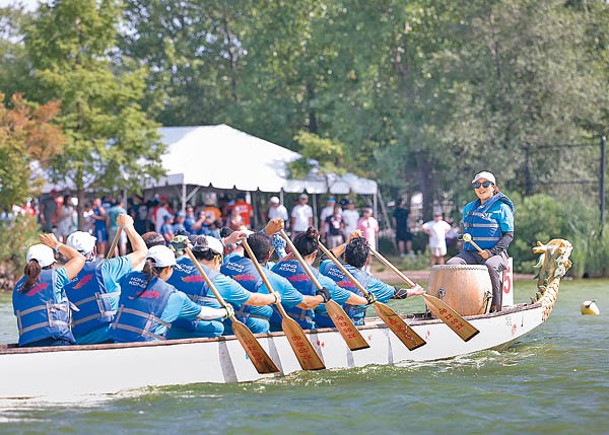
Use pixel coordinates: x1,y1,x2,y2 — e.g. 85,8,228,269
146,124,378,201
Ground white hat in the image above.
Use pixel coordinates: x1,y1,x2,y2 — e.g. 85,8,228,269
270,196,280,204
66,231,97,255
26,244,56,268
299,193,309,200
204,236,224,256
146,245,176,268
472,171,496,185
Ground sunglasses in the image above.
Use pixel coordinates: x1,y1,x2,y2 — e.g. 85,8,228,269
472,181,493,189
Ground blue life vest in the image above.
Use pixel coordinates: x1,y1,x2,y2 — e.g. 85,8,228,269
320,263,370,325
272,260,316,329
13,269,75,346
462,193,515,250
109,272,173,342
64,261,115,337
221,256,272,322
168,257,222,332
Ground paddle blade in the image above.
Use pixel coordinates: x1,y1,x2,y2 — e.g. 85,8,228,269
324,300,369,351
231,319,280,374
281,316,326,370
374,302,426,351
423,294,480,342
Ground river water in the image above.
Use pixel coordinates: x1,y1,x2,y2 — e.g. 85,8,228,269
0,279,607,433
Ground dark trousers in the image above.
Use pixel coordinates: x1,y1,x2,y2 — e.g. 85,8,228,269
447,250,508,308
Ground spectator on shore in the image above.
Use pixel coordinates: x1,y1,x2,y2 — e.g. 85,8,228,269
325,205,345,248
160,214,175,244
108,198,128,256
39,189,59,233
342,199,360,235
91,197,108,259
290,193,313,240
422,212,452,267
356,207,379,272
267,196,288,223
393,198,413,257
55,195,76,243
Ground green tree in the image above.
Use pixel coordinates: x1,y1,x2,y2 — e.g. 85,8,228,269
24,0,164,227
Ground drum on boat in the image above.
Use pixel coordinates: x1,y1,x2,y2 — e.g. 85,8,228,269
427,265,492,315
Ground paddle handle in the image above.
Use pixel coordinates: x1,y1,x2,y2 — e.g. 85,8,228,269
106,227,122,259
185,247,232,314
279,230,324,290
241,239,289,318
317,241,371,297
369,248,416,288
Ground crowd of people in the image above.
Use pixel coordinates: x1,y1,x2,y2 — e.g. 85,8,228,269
11,169,513,347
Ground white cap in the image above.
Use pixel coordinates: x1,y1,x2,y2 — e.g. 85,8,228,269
204,236,224,256
472,171,496,185
299,193,308,200
66,231,97,255
146,245,176,268
270,196,280,204
26,244,56,268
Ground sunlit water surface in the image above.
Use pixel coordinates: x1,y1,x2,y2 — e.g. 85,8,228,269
0,279,607,433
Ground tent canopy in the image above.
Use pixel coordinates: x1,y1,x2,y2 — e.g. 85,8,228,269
147,124,377,195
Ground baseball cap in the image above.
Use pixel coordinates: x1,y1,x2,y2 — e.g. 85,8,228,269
299,193,309,200
204,236,224,256
66,231,97,255
191,235,224,256
472,171,496,185
328,196,336,202
270,196,280,204
26,244,56,268
146,245,176,268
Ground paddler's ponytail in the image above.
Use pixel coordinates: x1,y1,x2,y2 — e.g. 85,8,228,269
141,258,164,296
21,260,41,293
293,226,320,257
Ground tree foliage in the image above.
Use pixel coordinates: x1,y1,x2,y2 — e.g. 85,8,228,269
0,93,64,210
23,0,164,226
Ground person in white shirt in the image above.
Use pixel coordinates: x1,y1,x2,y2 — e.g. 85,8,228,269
267,196,288,223
290,193,313,240
341,199,360,235
421,212,452,267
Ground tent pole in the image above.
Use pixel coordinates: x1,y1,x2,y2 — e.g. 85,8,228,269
181,183,187,212
373,190,378,223
312,193,318,229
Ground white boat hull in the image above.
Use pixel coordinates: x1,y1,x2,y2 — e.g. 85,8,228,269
0,302,545,400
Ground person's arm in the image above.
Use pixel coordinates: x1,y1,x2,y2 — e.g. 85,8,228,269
117,214,147,269
296,294,324,309
39,233,85,280
346,293,368,305
246,291,280,306
330,229,362,258
488,232,514,256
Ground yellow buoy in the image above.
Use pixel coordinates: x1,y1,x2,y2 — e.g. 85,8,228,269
580,300,600,315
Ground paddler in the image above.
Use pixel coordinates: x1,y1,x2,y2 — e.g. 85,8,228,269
13,233,85,347
446,171,514,312
63,214,148,344
166,234,280,337
222,230,327,331
109,245,231,342
320,235,424,325
272,227,367,328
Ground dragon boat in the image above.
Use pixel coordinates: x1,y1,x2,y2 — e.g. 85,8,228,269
0,239,572,400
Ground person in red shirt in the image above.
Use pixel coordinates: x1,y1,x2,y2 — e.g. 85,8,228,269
228,194,253,228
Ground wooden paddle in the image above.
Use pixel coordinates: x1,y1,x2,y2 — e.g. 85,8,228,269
368,247,480,342
241,239,326,371
106,227,122,259
278,230,369,351
185,247,280,374
316,241,426,351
